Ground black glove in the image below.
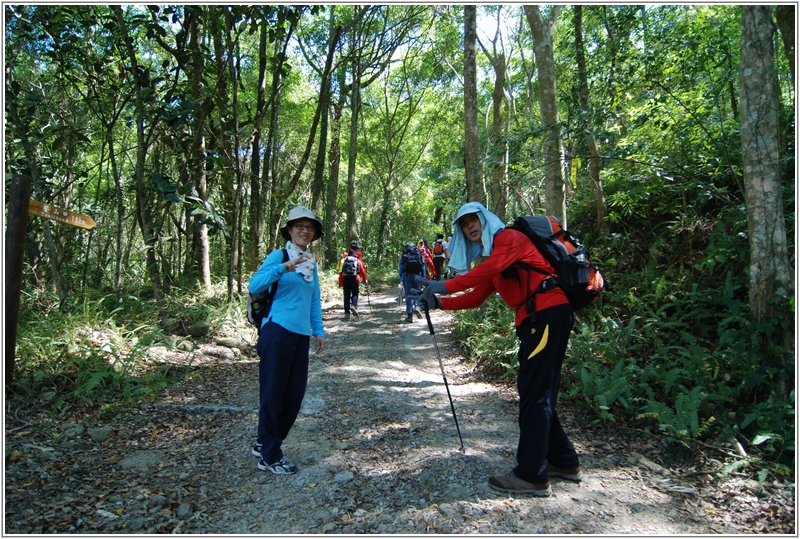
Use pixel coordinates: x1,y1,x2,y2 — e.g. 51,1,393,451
413,276,447,306
406,288,440,311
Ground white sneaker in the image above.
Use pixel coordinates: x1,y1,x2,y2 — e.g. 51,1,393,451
258,456,298,475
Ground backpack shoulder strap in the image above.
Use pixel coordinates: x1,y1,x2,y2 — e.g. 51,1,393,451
269,248,289,294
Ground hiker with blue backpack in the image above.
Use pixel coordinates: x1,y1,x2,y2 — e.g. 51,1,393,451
338,248,368,319
411,201,583,497
399,243,425,322
247,205,326,475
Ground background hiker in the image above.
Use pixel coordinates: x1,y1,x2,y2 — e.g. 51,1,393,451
336,240,363,272
399,243,425,322
432,233,447,281
411,201,581,497
417,239,436,280
444,235,455,279
338,248,368,319
248,205,326,475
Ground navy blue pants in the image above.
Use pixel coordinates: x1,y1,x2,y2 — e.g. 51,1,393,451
512,304,580,484
402,273,419,314
256,321,309,464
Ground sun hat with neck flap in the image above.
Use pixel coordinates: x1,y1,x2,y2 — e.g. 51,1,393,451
280,205,324,242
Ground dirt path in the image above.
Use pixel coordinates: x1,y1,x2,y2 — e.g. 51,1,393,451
4,288,792,533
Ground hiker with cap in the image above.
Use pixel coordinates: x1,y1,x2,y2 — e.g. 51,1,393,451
338,248,368,320
248,205,326,475
410,201,581,497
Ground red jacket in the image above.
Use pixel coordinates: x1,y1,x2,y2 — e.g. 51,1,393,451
439,228,569,326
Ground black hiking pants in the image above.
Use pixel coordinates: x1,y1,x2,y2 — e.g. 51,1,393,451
343,277,359,313
512,304,580,484
433,256,445,281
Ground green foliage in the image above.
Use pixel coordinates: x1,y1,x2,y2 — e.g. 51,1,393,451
11,285,247,414
451,296,518,378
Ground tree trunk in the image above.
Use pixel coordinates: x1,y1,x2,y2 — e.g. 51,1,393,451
114,5,162,299
311,14,336,236
106,129,125,300
325,75,346,265
524,5,566,227
489,53,508,222
246,21,269,272
223,7,243,300
574,6,609,235
263,35,289,250
740,5,795,400
346,42,362,243
189,6,211,289
463,6,484,204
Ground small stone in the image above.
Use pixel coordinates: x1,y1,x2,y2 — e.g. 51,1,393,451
89,426,112,443
128,517,147,531
216,337,240,348
322,523,336,532
187,321,210,337
334,470,355,484
176,503,192,518
147,494,168,509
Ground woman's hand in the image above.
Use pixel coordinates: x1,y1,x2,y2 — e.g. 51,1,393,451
314,336,326,355
283,255,308,272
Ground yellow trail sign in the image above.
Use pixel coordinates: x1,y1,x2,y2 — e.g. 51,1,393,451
28,200,96,230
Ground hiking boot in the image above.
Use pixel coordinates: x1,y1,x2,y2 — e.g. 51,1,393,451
548,464,582,483
351,306,358,316
251,441,262,458
344,313,351,320
489,473,551,497
258,456,298,475
406,314,414,323
414,307,422,319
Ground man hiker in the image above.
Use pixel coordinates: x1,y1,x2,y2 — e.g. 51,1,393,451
338,249,368,319
411,201,582,497
398,243,424,322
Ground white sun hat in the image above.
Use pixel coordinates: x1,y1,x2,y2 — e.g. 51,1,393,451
280,205,323,241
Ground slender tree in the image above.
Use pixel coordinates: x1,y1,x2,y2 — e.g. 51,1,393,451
524,5,566,227
739,5,794,400
574,5,609,235
114,5,163,298
463,6,484,204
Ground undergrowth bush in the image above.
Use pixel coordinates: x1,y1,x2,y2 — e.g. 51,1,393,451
11,284,241,414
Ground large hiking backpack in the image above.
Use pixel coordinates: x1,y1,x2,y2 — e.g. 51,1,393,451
506,216,604,311
247,249,289,333
342,255,359,277
432,241,445,257
401,246,422,274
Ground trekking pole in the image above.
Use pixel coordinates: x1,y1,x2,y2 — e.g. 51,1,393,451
423,305,465,451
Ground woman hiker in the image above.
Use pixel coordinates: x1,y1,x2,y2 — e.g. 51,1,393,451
248,205,326,475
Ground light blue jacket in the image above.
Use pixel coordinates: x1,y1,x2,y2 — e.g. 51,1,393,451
248,249,324,338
